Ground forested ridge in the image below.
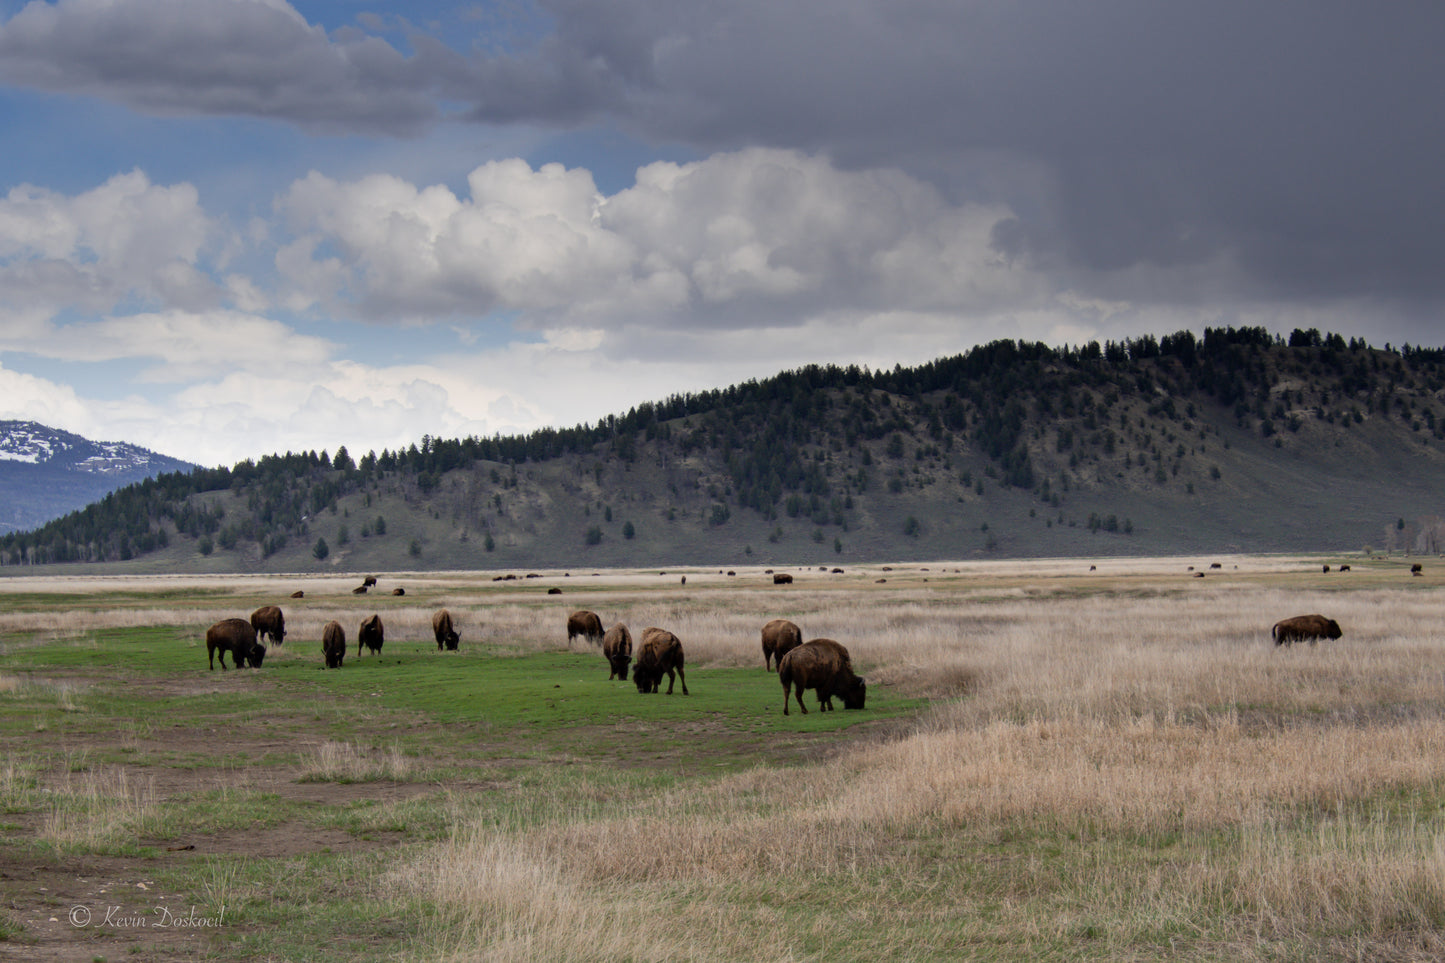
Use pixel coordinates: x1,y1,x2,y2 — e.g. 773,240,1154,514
8,325,1445,569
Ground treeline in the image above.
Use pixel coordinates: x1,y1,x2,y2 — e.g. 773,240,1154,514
6,326,1445,566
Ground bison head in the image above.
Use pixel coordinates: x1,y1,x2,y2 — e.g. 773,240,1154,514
246,643,267,668
444,631,460,651
633,666,658,693
1325,619,1343,639
838,676,867,710
609,654,632,681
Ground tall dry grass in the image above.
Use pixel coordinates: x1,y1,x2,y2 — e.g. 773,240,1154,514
391,570,1445,959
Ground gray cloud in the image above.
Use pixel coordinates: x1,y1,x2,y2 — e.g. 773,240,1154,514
0,0,440,134
4,0,1442,317
453,0,1445,310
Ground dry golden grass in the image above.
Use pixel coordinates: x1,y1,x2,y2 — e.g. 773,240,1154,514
297,740,418,783
39,766,158,851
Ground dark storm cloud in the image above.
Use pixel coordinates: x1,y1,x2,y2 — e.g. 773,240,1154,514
455,0,1445,308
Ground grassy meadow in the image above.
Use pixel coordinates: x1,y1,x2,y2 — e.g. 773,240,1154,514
1,555,1444,961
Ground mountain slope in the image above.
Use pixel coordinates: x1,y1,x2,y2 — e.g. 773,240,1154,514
6,327,1445,571
0,422,197,535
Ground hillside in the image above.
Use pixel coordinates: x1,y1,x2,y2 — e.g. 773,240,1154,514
0,421,196,535
6,326,1445,572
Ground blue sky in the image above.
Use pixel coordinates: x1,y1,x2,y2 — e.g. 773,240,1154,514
0,0,1442,466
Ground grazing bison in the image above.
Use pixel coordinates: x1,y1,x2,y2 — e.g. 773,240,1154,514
322,620,346,668
1340,564,1351,572
602,623,633,681
761,618,803,672
206,618,260,671
779,638,866,715
567,610,605,646
290,590,305,599
633,627,688,695
1323,564,1331,573
773,573,794,585
1272,614,1343,646
358,614,384,656
363,575,378,588
249,605,286,647
432,609,460,650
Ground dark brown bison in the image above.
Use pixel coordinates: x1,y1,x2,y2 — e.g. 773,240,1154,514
602,623,633,680
567,610,605,646
633,627,688,695
290,590,305,599
547,587,562,595
322,620,346,668
1209,562,1222,569
363,575,378,588
392,587,405,596
773,573,794,585
1323,564,1331,573
779,638,866,715
1272,614,1343,646
1340,564,1351,572
358,614,384,655
249,605,286,647
432,609,460,650
352,585,368,595
206,618,261,671
761,618,803,672
1412,563,1424,575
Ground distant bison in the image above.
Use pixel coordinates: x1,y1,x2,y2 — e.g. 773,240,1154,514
1339,564,1351,572
602,623,633,681
567,610,605,646
761,618,803,672
358,614,384,656
206,618,261,671
1209,562,1222,569
322,620,346,668
547,587,562,595
1323,564,1331,573
352,585,368,595
432,609,459,651
290,590,305,599
392,587,405,596
773,573,794,585
1412,563,1424,576
633,627,688,695
779,638,866,715
249,605,286,647
363,575,378,588
1272,614,1343,647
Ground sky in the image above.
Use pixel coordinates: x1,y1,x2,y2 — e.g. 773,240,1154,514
0,0,1441,467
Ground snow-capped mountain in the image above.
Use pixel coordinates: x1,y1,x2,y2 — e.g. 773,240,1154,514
0,421,197,534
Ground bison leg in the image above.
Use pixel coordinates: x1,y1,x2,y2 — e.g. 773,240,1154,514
676,664,688,695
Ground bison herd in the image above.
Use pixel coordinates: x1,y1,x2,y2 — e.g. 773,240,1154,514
202,564,1365,715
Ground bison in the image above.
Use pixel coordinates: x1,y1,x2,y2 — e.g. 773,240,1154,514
432,609,460,650
250,605,286,647
761,618,803,672
290,590,305,599
1412,563,1424,576
567,610,605,646
1340,564,1351,572
206,618,260,671
1272,614,1343,646
392,587,406,596
358,614,384,656
363,575,378,588
352,585,368,595
602,623,633,680
322,620,346,668
773,573,794,585
633,627,688,695
779,638,866,715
